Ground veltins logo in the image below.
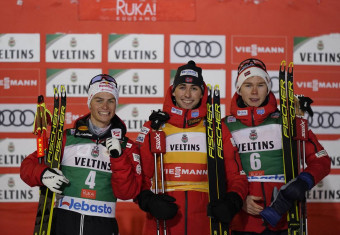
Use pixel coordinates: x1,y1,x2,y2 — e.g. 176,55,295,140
45,34,102,62
108,34,164,63
0,33,40,62
117,104,162,132
232,36,286,65
170,35,225,64
109,69,164,97
46,68,102,97
293,33,340,65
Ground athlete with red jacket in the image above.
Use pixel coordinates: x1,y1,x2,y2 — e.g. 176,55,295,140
224,58,331,234
20,74,142,235
135,61,248,234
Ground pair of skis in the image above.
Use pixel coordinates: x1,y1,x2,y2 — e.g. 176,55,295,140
32,86,67,235
206,85,229,235
279,61,308,235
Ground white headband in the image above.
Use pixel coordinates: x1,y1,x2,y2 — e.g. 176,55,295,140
87,81,119,108
236,66,271,95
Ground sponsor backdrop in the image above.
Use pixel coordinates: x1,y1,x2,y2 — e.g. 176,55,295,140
0,1,339,234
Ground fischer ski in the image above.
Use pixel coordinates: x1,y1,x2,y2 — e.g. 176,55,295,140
279,61,302,235
206,84,229,235
33,86,66,235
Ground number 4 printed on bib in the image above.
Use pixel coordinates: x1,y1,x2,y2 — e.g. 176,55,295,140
85,171,97,189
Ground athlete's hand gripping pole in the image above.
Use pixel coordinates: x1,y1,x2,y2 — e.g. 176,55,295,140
294,95,310,235
150,130,167,235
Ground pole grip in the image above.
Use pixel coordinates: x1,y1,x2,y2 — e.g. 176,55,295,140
150,130,166,154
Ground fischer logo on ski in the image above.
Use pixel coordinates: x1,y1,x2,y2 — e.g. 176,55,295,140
206,84,229,235
279,61,307,235
33,86,67,235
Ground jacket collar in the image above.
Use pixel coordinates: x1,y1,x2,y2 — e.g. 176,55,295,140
73,113,127,140
230,92,278,126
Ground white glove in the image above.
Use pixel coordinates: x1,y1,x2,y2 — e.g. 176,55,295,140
106,137,122,158
41,168,69,194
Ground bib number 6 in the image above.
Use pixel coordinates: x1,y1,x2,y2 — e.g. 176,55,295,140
250,153,261,170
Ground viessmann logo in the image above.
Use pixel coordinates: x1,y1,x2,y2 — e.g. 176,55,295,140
0,76,37,90
297,79,340,91
165,167,208,178
232,36,287,64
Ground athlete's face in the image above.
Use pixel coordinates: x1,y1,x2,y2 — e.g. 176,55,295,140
89,92,116,128
172,83,203,110
239,76,268,107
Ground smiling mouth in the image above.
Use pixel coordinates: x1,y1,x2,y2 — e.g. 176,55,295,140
99,111,110,115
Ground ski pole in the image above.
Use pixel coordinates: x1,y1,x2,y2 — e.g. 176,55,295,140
150,130,167,235
160,150,167,235
153,150,160,235
294,97,309,235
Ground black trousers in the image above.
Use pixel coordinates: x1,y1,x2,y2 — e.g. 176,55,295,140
232,230,288,235
51,208,119,235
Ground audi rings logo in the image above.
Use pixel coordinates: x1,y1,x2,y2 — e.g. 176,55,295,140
173,41,222,58
0,109,35,127
308,112,340,129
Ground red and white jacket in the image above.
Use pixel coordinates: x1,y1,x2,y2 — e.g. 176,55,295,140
227,92,331,233
136,84,248,235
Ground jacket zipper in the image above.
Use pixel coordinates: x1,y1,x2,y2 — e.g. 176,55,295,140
251,108,255,126
183,110,188,128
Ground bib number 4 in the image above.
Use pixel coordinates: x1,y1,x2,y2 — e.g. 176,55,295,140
85,170,96,189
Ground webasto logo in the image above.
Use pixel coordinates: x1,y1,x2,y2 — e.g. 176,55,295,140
60,198,113,214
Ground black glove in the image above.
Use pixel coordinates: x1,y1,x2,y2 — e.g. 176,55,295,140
260,172,314,227
297,95,314,117
149,110,170,130
137,190,178,220
207,192,243,224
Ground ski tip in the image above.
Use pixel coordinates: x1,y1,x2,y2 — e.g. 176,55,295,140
214,84,220,90
280,60,286,72
207,84,212,89
37,95,44,104
60,85,67,98
288,62,294,67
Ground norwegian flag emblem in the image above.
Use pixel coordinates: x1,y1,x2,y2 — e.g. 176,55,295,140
185,77,193,83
